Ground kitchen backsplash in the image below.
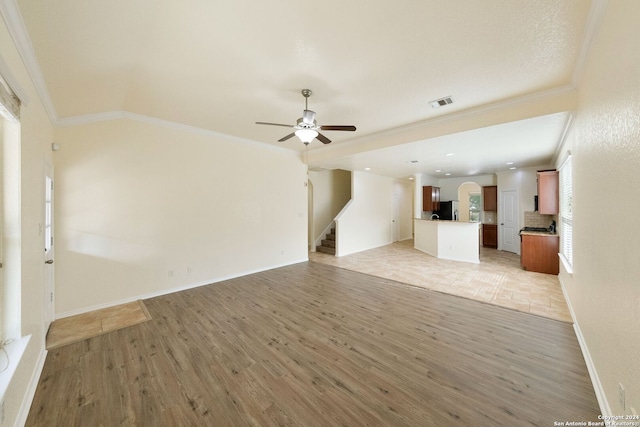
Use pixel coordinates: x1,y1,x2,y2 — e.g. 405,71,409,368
524,211,557,228
483,211,497,224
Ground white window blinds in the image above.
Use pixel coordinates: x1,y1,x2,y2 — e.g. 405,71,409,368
559,155,573,268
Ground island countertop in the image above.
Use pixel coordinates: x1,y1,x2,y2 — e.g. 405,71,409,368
414,219,480,264
415,218,481,224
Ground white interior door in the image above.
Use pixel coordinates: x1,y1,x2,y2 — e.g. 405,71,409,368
44,164,55,327
392,194,400,242
500,189,519,253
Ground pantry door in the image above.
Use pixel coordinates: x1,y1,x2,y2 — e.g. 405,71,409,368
500,190,519,253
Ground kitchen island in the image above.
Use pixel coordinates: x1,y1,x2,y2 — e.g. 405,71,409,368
414,219,481,264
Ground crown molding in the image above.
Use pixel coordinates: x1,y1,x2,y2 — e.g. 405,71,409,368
0,51,29,105
0,0,57,121
56,110,127,127
57,110,294,154
571,0,609,87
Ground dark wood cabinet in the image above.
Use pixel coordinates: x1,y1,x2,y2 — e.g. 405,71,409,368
537,171,559,214
483,186,497,211
422,186,440,211
482,224,498,248
521,234,559,275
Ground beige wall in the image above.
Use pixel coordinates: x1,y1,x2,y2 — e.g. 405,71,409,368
336,172,394,256
53,119,308,316
308,169,351,244
556,0,640,415
0,17,55,427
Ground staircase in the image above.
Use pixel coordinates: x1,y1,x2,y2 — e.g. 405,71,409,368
316,227,336,255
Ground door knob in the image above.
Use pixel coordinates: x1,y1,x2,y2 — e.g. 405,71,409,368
45,259,54,264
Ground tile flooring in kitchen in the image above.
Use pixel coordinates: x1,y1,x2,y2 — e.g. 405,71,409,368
309,239,572,323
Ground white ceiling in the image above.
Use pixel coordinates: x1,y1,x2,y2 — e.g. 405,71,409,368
12,0,595,179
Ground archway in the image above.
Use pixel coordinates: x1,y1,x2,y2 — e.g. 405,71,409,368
457,182,482,222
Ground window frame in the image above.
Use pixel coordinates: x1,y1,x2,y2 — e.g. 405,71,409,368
559,154,573,273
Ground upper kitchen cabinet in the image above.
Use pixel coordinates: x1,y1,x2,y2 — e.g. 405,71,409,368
537,170,559,214
483,186,497,211
423,186,440,211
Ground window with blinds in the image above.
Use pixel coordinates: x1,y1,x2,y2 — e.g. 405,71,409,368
559,155,573,270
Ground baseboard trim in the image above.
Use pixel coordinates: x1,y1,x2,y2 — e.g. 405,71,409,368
558,275,610,417
15,345,47,427
336,240,393,257
56,258,309,320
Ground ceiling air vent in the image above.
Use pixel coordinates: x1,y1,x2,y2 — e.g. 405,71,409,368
429,96,454,109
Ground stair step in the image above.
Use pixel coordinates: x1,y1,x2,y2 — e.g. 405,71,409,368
325,233,335,241
316,245,336,255
321,239,335,248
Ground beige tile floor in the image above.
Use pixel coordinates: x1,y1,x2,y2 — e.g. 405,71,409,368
309,239,572,323
46,300,152,349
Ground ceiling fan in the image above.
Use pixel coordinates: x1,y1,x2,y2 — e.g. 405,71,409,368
256,89,356,145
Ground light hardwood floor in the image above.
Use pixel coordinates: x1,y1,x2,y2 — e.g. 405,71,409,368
27,262,599,426
310,239,572,322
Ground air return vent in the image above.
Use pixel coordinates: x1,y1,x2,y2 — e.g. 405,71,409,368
429,96,454,108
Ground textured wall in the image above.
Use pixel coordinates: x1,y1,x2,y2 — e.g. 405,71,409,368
54,119,308,315
558,0,640,415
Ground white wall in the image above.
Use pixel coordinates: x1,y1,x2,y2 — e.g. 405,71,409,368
496,167,546,228
556,0,640,416
0,16,55,427
336,171,394,256
53,118,308,316
308,169,351,244
393,180,413,240
438,174,496,201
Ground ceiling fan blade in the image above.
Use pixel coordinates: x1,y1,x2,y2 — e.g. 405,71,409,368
278,133,296,142
316,133,332,144
320,125,356,131
256,121,293,128
302,110,316,125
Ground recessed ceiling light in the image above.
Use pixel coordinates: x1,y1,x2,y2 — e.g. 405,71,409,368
409,177,414,180
407,160,419,164
445,173,451,176
506,161,514,165
435,169,442,173
509,167,517,170
446,153,454,156
365,167,371,171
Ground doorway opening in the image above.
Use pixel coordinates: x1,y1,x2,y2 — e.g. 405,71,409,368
457,182,482,222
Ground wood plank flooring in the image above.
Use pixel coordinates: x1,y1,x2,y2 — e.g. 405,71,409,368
26,262,600,426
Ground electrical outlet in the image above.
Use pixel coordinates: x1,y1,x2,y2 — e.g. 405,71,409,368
619,383,626,411
168,270,174,278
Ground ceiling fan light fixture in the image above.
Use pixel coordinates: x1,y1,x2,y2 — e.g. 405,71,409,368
295,128,318,144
